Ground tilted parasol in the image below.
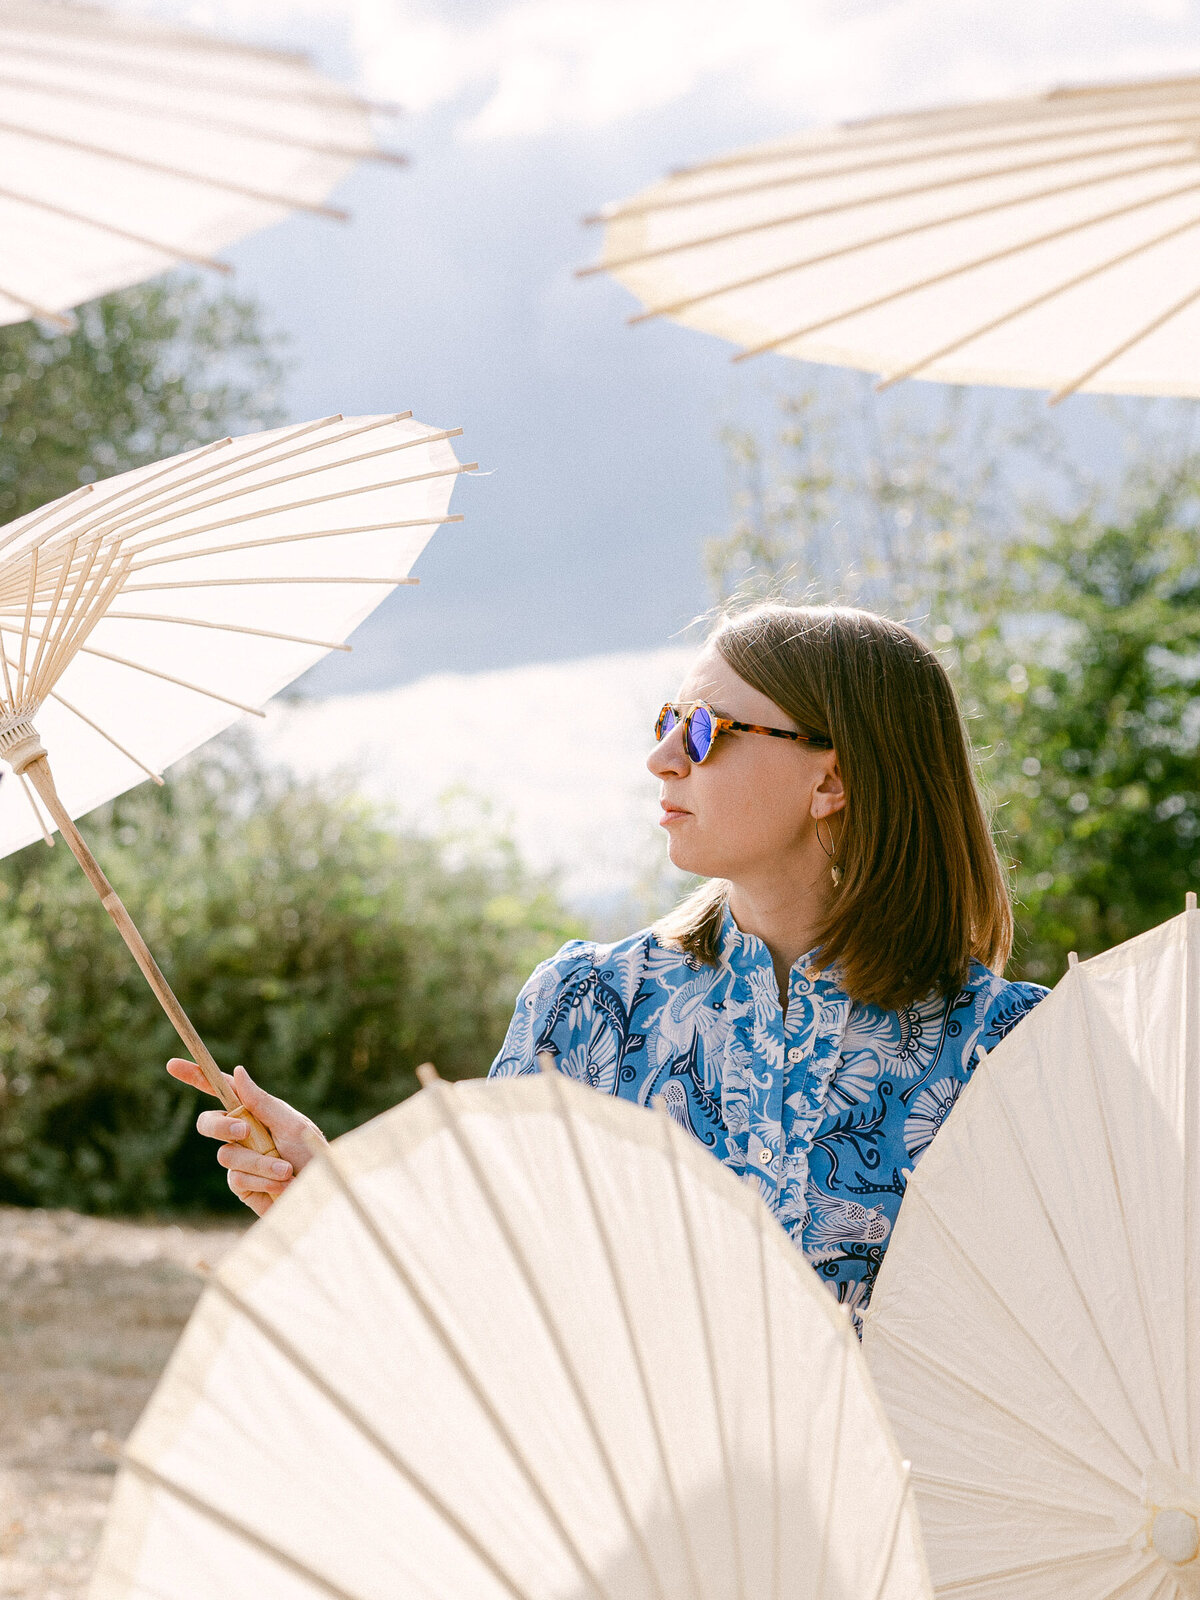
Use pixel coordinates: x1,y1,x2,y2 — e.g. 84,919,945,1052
583,75,1200,401
0,0,400,328
862,899,1200,1598
0,413,473,1156
90,1065,932,1600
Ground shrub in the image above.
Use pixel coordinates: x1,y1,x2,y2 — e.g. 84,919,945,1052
0,738,580,1213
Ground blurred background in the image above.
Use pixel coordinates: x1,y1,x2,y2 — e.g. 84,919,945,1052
1,0,1199,1218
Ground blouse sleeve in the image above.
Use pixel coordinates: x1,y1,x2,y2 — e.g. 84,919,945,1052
488,940,597,1079
978,977,1049,1055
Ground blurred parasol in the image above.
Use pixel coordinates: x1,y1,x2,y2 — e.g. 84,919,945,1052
90,1065,932,1600
583,75,1200,402
0,412,473,1155
0,0,401,328
863,900,1200,1598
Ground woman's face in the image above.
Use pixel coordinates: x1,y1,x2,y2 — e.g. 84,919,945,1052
646,643,843,883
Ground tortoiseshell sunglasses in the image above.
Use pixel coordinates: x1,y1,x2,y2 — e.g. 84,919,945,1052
654,701,833,763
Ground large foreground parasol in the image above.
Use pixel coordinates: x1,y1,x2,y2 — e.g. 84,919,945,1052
584,75,1200,401
863,901,1200,1598
0,413,472,1153
91,1067,932,1600
0,0,399,327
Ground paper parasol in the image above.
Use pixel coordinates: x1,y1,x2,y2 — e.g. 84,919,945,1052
0,413,473,1156
0,1,399,328
90,1065,932,1600
582,75,1200,401
862,901,1200,1598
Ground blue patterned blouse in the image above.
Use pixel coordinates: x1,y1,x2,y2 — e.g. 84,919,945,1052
490,903,1046,1327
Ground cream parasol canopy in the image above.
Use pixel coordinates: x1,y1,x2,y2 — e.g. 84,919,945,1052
0,412,473,1154
90,1065,932,1600
862,900,1200,1598
583,75,1200,401
0,0,399,328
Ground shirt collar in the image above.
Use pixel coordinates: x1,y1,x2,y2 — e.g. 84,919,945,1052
716,900,846,998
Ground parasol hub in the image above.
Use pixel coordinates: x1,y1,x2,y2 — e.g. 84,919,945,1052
1152,1509,1200,1566
0,716,46,775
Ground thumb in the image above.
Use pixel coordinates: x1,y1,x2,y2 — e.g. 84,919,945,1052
232,1064,288,1121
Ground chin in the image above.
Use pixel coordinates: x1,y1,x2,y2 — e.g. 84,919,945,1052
666,836,722,878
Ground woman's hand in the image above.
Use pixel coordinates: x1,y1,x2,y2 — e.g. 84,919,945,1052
166,1059,328,1217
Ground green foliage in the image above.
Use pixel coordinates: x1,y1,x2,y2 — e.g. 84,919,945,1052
712,379,1200,984
0,741,580,1213
709,376,1061,621
0,276,285,523
952,482,1200,982
0,274,576,1216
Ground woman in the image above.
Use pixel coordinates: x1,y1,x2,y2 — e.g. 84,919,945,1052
169,603,1046,1325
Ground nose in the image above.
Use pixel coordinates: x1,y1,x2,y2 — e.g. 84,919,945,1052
647,720,690,779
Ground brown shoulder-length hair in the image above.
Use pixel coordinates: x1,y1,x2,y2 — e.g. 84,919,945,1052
653,603,1013,1010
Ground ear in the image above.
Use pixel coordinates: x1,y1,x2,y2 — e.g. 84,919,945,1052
810,753,845,819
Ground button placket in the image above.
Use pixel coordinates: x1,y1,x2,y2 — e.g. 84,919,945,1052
755,1000,788,1186
773,971,815,1188
780,970,850,1214
719,909,790,1186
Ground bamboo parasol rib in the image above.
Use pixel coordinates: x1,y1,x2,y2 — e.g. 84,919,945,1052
593,114,1200,221
90,1072,932,1599
0,116,353,217
536,1058,704,1596
586,73,1200,400
0,413,472,1168
656,1094,747,1599
863,904,1200,1598
0,2,401,327
417,1067,665,1598
585,148,1200,278
0,69,408,165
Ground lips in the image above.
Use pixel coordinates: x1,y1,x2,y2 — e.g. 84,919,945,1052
659,801,690,824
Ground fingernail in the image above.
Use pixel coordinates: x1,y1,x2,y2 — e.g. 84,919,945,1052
229,1121,248,1140
270,1160,291,1179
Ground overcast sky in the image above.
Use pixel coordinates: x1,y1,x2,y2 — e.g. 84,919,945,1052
121,0,1200,694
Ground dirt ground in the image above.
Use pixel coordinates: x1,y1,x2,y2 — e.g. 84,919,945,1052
0,1205,246,1599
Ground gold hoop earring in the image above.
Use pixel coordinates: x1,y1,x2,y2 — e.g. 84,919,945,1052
816,817,843,886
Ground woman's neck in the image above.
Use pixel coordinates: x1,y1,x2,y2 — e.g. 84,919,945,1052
727,865,834,1005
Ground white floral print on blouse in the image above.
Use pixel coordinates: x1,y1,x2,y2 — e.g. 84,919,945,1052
490,903,1046,1329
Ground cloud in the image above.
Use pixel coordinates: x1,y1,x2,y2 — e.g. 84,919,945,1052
125,0,1200,142
257,646,693,907
342,0,1200,139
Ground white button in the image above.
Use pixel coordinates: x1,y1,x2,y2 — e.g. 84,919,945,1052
759,1148,773,1165
787,1047,803,1063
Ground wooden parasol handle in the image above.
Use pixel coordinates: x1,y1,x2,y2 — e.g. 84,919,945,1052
21,753,278,1162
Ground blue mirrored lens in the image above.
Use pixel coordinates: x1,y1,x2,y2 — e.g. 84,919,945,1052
685,705,713,762
657,705,677,741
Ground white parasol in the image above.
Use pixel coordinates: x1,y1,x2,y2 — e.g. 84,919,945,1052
583,75,1200,401
0,0,399,328
862,899,1200,1598
0,412,472,1154
90,1065,932,1600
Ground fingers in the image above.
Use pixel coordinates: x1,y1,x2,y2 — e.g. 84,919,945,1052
229,1167,286,1202
217,1142,293,1194
195,1109,252,1144
178,1058,323,1204
231,1064,295,1126
167,1058,234,1101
